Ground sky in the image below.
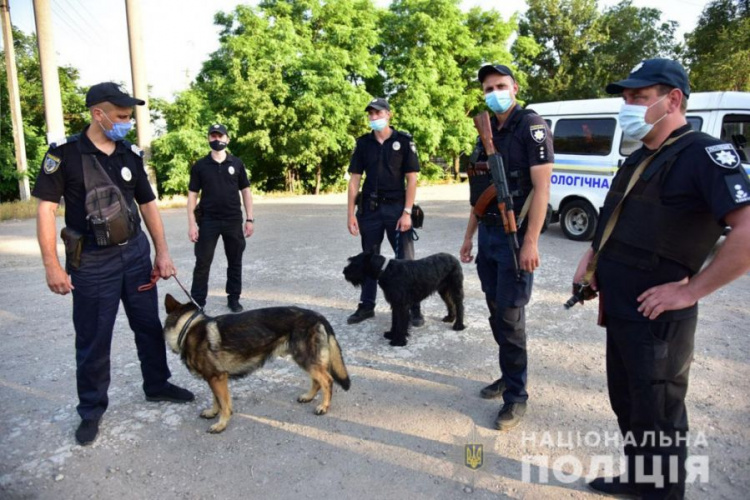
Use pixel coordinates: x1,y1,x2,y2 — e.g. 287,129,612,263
3,0,712,102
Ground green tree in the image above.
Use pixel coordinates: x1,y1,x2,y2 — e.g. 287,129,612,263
685,0,750,91
0,26,87,201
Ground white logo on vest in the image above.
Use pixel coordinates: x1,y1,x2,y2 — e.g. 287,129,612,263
121,167,132,181
228,166,236,175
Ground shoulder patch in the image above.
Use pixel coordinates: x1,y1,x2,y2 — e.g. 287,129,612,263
130,143,145,158
410,141,417,153
43,152,61,174
725,173,750,204
705,144,740,169
530,124,547,144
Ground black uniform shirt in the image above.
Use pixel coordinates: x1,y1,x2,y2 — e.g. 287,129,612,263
469,104,555,213
348,128,420,198
32,126,154,235
188,153,250,220
598,124,750,322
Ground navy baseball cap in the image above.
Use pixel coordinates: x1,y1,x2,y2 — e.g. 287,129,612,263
208,123,228,136
606,58,691,97
86,82,145,107
478,64,515,83
365,98,390,112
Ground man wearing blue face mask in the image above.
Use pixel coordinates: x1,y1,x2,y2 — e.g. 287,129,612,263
573,59,750,498
346,97,422,326
32,82,194,446
460,64,554,431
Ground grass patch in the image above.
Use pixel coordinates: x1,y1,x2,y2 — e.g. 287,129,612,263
0,199,53,221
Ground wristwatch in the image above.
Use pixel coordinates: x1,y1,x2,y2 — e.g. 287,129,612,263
246,218,254,223
403,207,413,215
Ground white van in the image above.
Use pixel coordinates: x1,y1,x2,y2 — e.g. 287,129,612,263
531,91,750,240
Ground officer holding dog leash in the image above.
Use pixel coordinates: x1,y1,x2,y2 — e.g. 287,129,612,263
460,65,554,431
32,83,194,446
346,97,423,326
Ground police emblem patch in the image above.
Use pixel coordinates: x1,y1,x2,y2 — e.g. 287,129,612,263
706,144,740,169
43,153,61,174
725,174,750,204
465,444,483,470
410,141,417,153
630,61,644,75
530,124,547,143
121,166,132,182
228,166,236,175
392,141,401,151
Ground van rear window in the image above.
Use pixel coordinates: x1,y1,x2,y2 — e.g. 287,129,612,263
553,118,616,155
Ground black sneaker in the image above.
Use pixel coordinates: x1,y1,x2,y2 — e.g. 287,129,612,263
410,307,425,327
75,418,100,446
146,383,195,403
347,304,375,324
494,402,526,431
480,378,506,399
587,475,639,498
228,297,243,313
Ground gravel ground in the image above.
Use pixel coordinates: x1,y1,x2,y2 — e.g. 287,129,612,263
0,183,748,499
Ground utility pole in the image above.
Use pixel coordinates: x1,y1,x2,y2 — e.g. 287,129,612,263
125,0,157,195
1,1,30,200
32,0,65,145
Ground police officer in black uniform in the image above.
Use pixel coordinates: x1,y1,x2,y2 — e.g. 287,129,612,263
33,82,194,446
187,123,254,312
346,97,423,326
573,59,750,498
459,65,553,430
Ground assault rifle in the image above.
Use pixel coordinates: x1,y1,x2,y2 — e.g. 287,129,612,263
473,111,521,278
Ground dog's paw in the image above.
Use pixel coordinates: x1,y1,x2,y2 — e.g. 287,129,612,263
453,323,466,331
383,330,394,340
200,408,219,419
297,394,314,404
314,405,329,415
207,422,227,433
442,315,455,323
389,338,408,347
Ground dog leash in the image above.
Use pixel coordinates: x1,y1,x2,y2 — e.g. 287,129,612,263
137,270,204,311
394,228,419,259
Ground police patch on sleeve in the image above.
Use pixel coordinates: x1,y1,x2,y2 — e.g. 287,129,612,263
706,144,740,169
410,141,417,153
725,173,750,204
530,124,547,144
43,153,61,174
537,144,547,162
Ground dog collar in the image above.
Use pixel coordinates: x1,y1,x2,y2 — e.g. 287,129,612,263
177,309,203,350
377,257,391,279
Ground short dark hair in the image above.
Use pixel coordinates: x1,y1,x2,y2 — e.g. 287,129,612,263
655,84,687,113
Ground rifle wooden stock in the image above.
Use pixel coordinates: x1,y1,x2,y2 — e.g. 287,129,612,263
473,112,496,156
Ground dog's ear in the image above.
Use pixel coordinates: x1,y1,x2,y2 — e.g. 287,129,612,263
165,293,180,313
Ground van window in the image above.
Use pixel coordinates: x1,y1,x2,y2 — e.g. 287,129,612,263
722,114,750,162
553,118,616,155
620,116,704,156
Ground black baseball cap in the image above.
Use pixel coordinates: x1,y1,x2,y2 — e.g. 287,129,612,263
478,64,515,83
606,58,691,97
85,82,145,107
208,123,228,136
365,97,390,112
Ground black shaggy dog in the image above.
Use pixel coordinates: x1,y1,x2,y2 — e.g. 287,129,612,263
343,251,465,346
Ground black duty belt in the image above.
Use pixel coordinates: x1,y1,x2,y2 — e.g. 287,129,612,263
83,226,142,250
476,213,504,226
377,195,405,204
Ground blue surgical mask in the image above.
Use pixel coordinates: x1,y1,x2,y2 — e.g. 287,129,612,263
485,90,513,114
369,118,387,131
96,108,133,142
618,95,668,141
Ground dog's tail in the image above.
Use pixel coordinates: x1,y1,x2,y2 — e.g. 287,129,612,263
320,319,351,391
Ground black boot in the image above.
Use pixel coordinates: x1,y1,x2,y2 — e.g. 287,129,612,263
75,418,100,446
347,303,375,324
480,378,506,399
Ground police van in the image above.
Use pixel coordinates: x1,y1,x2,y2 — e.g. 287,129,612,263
532,91,750,240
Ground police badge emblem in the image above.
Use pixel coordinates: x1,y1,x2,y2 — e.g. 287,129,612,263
705,144,740,169
43,153,61,174
410,141,417,153
465,444,483,470
530,124,547,144
121,167,132,181
392,141,401,151
228,166,236,175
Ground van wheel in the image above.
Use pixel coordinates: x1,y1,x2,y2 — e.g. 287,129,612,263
560,200,597,241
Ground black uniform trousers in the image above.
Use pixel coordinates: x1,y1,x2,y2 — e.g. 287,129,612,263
71,231,172,421
190,217,246,306
606,315,696,499
356,199,415,308
476,223,533,404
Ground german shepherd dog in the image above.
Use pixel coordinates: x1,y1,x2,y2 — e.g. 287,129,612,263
163,294,351,433
343,251,465,346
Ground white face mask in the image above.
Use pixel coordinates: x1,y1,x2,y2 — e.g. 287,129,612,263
618,95,669,141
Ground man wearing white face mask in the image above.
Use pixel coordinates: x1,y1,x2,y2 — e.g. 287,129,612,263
346,97,422,326
460,64,554,431
573,59,750,498
32,82,195,446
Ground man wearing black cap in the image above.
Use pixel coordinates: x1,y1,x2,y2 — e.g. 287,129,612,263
346,97,423,327
459,64,554,430
32,82,195,446
187,123,253,312
573,59,750,498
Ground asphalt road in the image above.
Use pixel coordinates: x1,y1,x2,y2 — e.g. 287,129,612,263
1,184,748,499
